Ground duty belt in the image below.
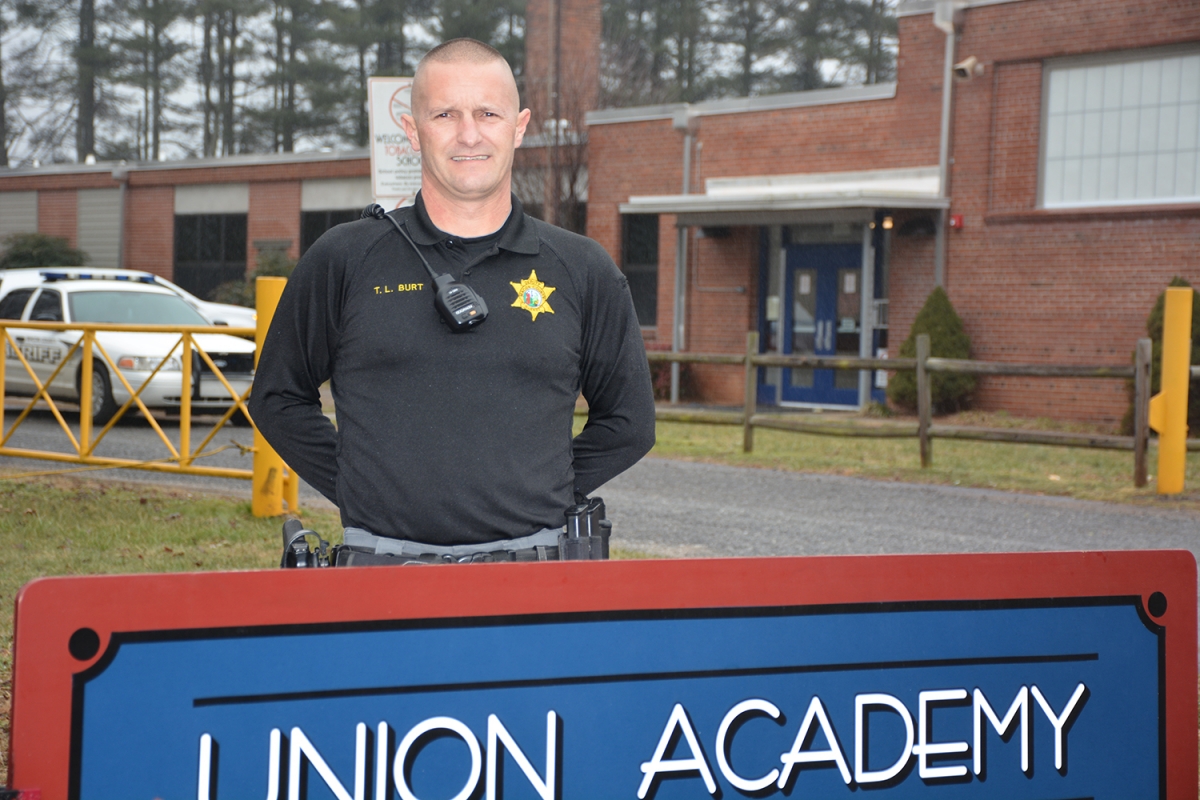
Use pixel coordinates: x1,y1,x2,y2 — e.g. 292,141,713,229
281,500,610,569
341,526,565,566
334,544,559,566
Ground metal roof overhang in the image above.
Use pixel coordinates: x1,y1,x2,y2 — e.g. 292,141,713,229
617,166,949,227
620,192,949,227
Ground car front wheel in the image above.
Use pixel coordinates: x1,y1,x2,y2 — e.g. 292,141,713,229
77,363,119,426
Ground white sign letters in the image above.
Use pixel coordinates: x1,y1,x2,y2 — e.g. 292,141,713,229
195,684,1086,799
636,682,1088,798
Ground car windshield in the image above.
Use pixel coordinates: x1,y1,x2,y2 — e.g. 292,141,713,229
68,291,211,325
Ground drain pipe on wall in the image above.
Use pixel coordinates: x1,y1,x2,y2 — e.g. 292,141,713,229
670,106,697,404
112,164,130,269
933,0,963,287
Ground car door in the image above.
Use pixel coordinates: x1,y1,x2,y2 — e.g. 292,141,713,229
19,288,74,397
0,288,38,395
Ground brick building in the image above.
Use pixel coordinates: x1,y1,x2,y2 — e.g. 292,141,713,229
0,152,375,300
1,0,1197,423
587,0,1200,422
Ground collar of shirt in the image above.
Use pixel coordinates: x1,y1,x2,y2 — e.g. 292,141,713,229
404,191,540,255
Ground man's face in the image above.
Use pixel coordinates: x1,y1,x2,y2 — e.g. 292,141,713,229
402,59,531,206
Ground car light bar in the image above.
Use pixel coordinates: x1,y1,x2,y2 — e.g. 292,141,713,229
40,271,158,284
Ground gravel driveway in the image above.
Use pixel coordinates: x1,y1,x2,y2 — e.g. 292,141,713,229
598,457,1200,562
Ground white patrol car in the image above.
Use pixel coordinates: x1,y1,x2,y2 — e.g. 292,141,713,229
0,275,256,424
0,267,257,328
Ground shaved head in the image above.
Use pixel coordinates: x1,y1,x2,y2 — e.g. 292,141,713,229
411,38,517,116
400,36,531,235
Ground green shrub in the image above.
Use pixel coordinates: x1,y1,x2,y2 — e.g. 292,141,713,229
0,232,87,269
211,249,297,307
887,286,975,413
1120,277,1200,434
255,249,297,278
210,279,255,307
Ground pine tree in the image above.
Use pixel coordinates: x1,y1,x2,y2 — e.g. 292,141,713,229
711,0,787,97
111,0,188,160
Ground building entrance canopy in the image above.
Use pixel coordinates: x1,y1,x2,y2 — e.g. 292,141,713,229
620,165,948,227
617,166,950,409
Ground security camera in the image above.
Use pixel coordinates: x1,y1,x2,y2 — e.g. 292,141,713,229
954,56,984,80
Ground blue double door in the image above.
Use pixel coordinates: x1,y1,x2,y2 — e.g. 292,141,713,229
779,243,864,405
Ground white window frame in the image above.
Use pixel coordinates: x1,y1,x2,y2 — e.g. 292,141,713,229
1039,45,1200,209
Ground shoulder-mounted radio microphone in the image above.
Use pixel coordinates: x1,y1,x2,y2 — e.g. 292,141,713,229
363,203,488,331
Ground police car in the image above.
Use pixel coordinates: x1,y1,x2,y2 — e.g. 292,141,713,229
0,275,256,424
0,267,257,328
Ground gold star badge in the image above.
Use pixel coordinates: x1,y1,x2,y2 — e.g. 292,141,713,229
510,270,556,320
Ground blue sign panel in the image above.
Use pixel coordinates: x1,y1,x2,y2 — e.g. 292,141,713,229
72,597,1161,799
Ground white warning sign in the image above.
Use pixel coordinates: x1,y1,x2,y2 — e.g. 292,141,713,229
368,76,422,208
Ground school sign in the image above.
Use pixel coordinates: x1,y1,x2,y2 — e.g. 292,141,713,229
6,551,1196,799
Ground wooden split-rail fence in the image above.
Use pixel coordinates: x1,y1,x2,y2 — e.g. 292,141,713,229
642,333,1171,488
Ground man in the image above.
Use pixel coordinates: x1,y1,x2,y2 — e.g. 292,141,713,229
249,38,656,560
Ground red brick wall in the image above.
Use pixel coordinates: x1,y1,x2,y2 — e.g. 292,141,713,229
886,215,937,366
0,171,117,193
524,0,600,223
956,0,1200,63
686,228,759,402
1,0,1195,423
1,158,370,287
125,158,368,189
247,181,303,271
124,186,174,279
940,0,1200,422
589,0,1200,422
525,0,600,125
986,62,1042,215
588,14,944,404
37,190,77,247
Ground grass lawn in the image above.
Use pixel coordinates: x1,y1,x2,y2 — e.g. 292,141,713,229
3,409,1199,784
0,477,343,785
646,410,1200,510
0,476,649,783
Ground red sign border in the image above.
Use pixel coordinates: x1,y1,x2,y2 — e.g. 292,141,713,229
7,549,1197,798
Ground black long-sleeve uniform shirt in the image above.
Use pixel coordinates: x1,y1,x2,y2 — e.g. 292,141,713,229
249,195,656,545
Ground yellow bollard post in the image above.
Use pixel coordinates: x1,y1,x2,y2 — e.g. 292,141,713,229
79,331,94,455
1147,286,1193,494
252,277,289,517
179,334,192,465
282,469,300,512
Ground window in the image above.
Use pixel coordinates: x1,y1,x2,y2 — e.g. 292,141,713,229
1042,50,1200,208
29,289,63,322
301,210,361,255
69,291,208,325
174,213,248,300
622,214,659,327
0,289,34,319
